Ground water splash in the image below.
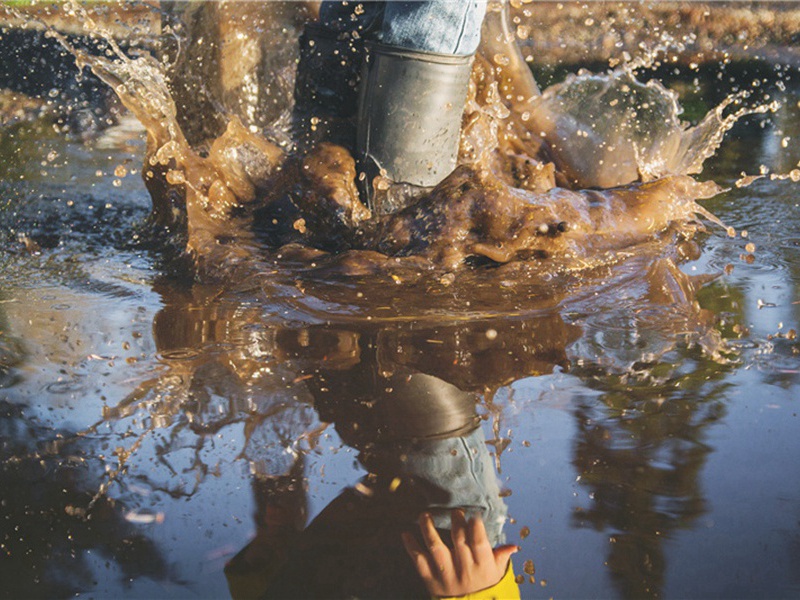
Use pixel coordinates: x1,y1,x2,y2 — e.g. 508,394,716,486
528,68,779,189
26,0,778,279
43,15,288,277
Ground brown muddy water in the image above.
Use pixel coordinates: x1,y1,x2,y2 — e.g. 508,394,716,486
2,2,800,599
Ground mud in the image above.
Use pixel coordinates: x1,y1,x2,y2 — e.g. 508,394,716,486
58,0,759,284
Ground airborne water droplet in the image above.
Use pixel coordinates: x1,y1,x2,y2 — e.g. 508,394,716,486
493,53,511,66
523,559,535,575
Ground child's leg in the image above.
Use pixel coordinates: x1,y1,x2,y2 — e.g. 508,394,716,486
381,1,487,55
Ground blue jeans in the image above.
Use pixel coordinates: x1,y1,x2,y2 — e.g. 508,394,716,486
360,426,508,546
319,0,487,56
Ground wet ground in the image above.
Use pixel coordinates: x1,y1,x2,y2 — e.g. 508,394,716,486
2,4,800,600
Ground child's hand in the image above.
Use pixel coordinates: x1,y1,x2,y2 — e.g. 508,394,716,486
402,509,518,597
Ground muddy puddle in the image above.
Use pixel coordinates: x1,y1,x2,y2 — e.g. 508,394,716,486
2,2,800,598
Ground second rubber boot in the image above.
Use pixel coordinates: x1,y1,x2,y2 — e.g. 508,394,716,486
356,43,474,215
292,23,365,154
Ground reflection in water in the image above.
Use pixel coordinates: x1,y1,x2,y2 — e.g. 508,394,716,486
0,204,791,596
0,401,171,598
151,303,550,597
0,297,24,389
570,357,730,598
2,3,799,598
232,333,507,598
95,241,716,596
0,210,727,596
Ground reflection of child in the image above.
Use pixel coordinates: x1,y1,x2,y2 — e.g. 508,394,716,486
225,427,522,599
226,331,523,598
404,510,520,599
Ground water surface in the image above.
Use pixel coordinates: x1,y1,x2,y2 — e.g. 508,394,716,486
1,15,800,600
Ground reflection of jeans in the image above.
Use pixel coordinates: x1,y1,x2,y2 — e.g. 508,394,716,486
320,1,488,55
362,426,508,546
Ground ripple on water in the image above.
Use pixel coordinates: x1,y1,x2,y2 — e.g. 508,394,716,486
743,338,800,376
0,334,25,389
44,376,86,395
158,348,202,361
779,237,800,270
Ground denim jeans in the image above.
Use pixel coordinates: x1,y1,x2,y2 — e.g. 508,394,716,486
360,426,509,546
319,0,488,56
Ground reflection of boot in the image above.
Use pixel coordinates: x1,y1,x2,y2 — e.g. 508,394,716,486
292,23,364,153
356,43,474,214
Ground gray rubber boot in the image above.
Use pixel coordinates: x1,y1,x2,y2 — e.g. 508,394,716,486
293,23,365,153
373,372,479,441
356,43,474,214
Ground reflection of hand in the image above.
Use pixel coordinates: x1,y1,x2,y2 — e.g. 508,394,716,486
402,510,519,598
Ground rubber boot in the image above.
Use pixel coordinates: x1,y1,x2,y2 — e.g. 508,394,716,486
356,43,474,214
374,372,479,441
292,23,365,153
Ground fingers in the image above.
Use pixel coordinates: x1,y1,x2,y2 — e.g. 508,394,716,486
450,508,469,545
404,512,519,598
418,512,444,549
419,513,454,574
492,544,520,571
467,512,494,562
450,508,474,570
402,531,434,582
